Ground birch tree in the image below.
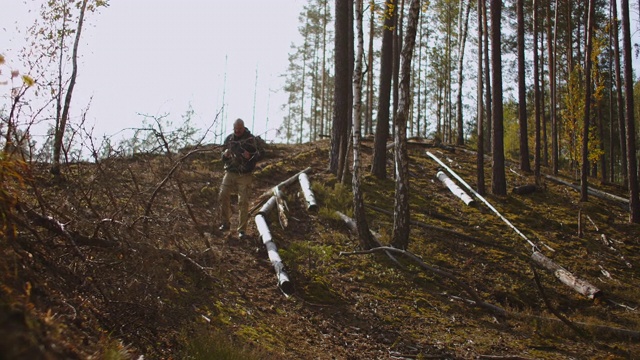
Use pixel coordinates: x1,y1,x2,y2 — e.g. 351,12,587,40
391,0,421,249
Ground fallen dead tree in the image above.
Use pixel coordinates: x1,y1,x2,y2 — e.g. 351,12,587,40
255,211,293,295
436,171,475,205
426,151,602,300
531,251,602,299
249,167,312,215
544,174,629,207
340,247,639,341
298,172,318,211
251,168,317,295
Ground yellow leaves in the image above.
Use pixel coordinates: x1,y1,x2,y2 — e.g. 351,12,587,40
0,54,5,65
21,75,35,87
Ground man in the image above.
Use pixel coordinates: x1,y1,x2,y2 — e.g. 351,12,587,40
218,118,262,239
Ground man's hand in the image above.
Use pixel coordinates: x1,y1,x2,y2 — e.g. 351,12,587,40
223,149,232,158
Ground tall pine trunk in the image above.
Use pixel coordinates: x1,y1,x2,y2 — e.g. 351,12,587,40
490,0,506,196
580,0,595,202
517,0,531,172
391,0,421,250
476,0,486,196
612,0,628,187
621,0,640,222
371,0,397,179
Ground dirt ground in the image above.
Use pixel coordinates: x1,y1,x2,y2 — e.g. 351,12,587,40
1,139,639,359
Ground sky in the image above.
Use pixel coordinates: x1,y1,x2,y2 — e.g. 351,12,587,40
1,0,305,147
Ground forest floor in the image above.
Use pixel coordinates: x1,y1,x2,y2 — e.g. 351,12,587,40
1,138,639,359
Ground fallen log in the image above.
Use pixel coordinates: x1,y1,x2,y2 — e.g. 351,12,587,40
512,184,537,195
544,174,629,207
249,167,312,214
426,151,543,252
255,214,293,295
426,151,604,300
531,251,602,299
298,172,318,212
273,186,289,229
436,171,475,205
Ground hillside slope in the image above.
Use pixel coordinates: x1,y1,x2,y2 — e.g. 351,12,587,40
1,139,639,359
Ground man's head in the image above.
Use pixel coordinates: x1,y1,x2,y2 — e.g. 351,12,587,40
233,118,245,137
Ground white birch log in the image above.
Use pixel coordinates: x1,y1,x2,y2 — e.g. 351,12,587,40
258,196,277,216
531,251,602,299
255,214,293,294
436,171,475,205
298,172,318,211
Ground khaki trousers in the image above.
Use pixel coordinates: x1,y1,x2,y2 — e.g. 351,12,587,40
218,171,254,233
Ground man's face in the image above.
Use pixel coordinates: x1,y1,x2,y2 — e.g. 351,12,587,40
234,123,245,137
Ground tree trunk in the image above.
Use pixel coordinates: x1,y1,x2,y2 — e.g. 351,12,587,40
490,0,507,196
371,0,397,179
533,0,542,181
330,0,351,175
352,0,375,249
483,0,492,155
580,0,595,202
620,0,640,223
455,0,471,146
391,0,420,250
517,0,531,173
612,0,628,187
365,2,375,136
392,0,405,139
51,0,88,176
551,0,559,175
476,0,486,196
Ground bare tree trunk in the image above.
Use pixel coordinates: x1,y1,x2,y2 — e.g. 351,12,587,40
365,1,375,136
476,0,486,196
580,0,595,202
352,0,375,249
321,0,328,138
612,0,628,187
483,1,492,154
491,0,507,195
371,0,397,179
550,0,559,175
330,0,351,175
533,0,542,181
517,0,531,172
620,0,640,223
456,0,472,146
51,0,88,176
391,0,420,250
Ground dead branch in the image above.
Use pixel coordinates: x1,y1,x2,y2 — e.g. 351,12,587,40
334,211,405,269
17,203,85,257
531,264,591,340
142,148,208,240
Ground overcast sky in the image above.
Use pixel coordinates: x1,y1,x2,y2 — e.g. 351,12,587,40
1,0,305,146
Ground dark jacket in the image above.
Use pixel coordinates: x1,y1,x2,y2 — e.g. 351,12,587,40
221,128,262,173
